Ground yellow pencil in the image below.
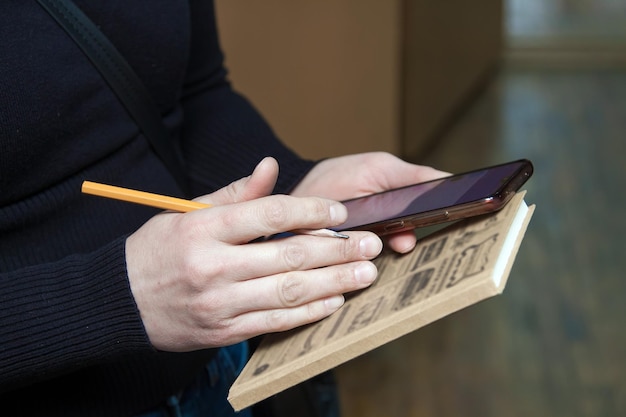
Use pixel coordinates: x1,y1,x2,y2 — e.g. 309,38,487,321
82,181,210,212
81,181,348,239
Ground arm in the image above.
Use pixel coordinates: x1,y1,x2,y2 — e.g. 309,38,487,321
0,0,365,392
0,238,152,393
0,0,338,396
117,3,381,353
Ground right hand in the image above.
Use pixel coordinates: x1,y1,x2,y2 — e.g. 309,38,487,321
125,158,383,352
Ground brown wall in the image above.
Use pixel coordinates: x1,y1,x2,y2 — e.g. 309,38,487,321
215,0,502,161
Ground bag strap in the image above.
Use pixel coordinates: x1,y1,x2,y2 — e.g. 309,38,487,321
36,0,190,195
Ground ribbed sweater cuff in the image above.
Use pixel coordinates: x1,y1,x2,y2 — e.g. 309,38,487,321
0,237,151,391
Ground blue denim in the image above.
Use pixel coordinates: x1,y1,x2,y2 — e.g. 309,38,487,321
136,342,252,417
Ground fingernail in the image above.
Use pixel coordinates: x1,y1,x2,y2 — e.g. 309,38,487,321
330,203,347,223
325,295,345,311
355,262,377,285
360,235,383,258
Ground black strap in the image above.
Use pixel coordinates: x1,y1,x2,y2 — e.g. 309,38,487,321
37,0,190,195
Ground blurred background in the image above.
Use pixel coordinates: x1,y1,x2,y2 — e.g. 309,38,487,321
215,0,626,415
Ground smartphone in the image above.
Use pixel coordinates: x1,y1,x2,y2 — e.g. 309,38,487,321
334,159,533,235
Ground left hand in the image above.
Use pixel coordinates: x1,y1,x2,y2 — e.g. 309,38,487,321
291,152,450,253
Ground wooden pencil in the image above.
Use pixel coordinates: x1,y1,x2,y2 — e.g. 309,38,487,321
81,181,348,239
82,181,210,212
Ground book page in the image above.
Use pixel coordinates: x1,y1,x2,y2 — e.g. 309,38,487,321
229,192,535,410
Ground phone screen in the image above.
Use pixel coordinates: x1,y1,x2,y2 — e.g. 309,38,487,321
336,160,531,231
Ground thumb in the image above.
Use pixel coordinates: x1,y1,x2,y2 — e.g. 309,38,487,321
194,157,279,206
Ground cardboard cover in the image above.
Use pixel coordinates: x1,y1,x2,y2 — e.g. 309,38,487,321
229,192,535,410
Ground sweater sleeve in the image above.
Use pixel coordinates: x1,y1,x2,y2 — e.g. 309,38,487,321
0,237,153,393
180,0,316,197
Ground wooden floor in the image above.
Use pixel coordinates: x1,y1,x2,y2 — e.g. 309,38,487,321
334,50,626,417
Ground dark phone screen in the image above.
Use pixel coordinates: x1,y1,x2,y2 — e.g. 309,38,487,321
337,160,528,231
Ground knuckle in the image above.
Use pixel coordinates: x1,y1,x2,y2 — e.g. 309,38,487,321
198,326,231,348
181,251,226,290
266,309,289,332
280,242,307,270
188,296,218,328
265,301,330,333
224,181,243,203
207,318,237,346
179,211,211,237
216,207,238,230
261,198,290,229
178,255,205,289
190,299,236,346
277,273,305,306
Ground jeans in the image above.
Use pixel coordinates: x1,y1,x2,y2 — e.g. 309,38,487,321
136,342,252,417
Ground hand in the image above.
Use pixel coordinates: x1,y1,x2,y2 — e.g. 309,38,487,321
291,152,450,253
126,158,383,352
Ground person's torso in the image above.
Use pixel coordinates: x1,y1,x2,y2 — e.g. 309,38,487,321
0,0,192,268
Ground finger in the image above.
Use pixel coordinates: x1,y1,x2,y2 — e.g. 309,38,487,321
225,295,347,340
230,261,377,313
382,160,451,190
214,231,382,280
384,230,418,254
194,157,279,206
200,194,349,243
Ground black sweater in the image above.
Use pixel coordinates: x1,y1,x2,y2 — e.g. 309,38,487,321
0,1,314,415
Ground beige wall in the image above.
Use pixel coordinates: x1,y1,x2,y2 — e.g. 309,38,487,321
215,1,502,161
214,0,401,159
